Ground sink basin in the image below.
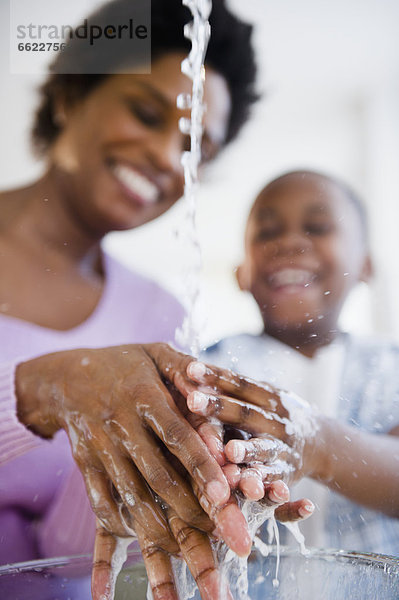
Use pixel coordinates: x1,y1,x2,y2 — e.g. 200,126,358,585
0,546,398,599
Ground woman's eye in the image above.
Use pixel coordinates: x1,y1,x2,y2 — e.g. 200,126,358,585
128,101,163,127
200,139,217,163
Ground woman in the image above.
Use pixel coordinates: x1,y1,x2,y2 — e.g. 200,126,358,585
0,1,310,598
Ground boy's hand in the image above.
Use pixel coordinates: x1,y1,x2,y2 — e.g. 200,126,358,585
163,362,315,521
180,360,318,512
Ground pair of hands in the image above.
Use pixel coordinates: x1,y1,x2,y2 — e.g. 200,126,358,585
16,343,315,600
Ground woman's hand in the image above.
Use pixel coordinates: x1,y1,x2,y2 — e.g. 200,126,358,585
91,478,304,600
92,513,235,600
15,344,251,554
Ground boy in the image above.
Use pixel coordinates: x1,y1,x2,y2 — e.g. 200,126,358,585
196,170,399,553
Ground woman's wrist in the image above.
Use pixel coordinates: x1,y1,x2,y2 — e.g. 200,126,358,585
15,356,62,438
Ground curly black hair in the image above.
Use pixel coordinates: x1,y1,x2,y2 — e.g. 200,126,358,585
31,0,258,155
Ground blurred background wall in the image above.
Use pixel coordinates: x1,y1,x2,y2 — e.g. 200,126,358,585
1,0,399,347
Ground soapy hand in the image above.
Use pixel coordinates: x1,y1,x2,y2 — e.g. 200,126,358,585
15,343,254,600
184,360,318,511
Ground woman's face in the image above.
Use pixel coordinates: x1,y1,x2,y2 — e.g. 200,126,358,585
51,52,231,233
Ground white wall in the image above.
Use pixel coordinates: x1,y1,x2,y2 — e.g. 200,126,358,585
1,0,399,347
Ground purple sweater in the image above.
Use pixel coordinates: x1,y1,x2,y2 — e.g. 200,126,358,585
0,252,184,565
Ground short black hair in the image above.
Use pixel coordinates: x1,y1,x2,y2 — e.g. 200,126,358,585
31,0,257,155
253,169,369,245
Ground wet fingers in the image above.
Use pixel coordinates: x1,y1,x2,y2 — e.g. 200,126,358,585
168,510,233,600
225,436,290,464
274,499,315,522
187,390,286,440
91,521,134,600
83,468,129,537
191,479,252,557
222,463,241,488
197,419,226,466
89,433,180,552
135,521,178,600
187,361,285,414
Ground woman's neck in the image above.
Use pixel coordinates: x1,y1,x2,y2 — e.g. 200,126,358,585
0,169,103,273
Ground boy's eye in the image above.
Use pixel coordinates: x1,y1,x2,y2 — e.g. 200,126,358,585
255,227,280,241
127,100,164,128
304,222,333,235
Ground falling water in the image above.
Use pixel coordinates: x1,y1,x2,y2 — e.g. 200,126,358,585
172,1,285,599
175,0,211,358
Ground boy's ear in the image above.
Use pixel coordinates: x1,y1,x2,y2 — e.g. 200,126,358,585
235,263,250,291
360,255,374,283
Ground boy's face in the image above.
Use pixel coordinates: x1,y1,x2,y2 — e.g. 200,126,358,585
238,174,372,338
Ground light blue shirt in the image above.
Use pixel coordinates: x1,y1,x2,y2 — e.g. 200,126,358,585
203,333,399,556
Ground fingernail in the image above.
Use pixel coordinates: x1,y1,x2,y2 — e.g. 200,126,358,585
189,391,209,412
206,480,230,505
229,440,246,463
269,481,289,503
211,526,222,539
188,361,207,379
298,501,315,517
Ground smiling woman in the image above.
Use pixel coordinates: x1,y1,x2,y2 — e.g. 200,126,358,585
0,1,265,598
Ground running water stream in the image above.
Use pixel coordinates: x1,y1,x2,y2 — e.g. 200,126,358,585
145,2,309,598
172,1,287,599
175,0,211,358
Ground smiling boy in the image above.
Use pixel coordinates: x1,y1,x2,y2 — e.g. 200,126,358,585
203,170,399,553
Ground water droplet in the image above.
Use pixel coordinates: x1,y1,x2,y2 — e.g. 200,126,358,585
179,116,191,135
176,92,192,110
307,318,314,323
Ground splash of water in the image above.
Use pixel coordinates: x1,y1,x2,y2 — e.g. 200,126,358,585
175,0,212,358
172,2,294,598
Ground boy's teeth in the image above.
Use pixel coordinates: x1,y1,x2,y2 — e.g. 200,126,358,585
113,164,159,204
269,269,315,287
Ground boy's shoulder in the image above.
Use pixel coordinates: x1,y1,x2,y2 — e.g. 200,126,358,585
201,333,270,373
204,333,261,356
346,333,399,359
